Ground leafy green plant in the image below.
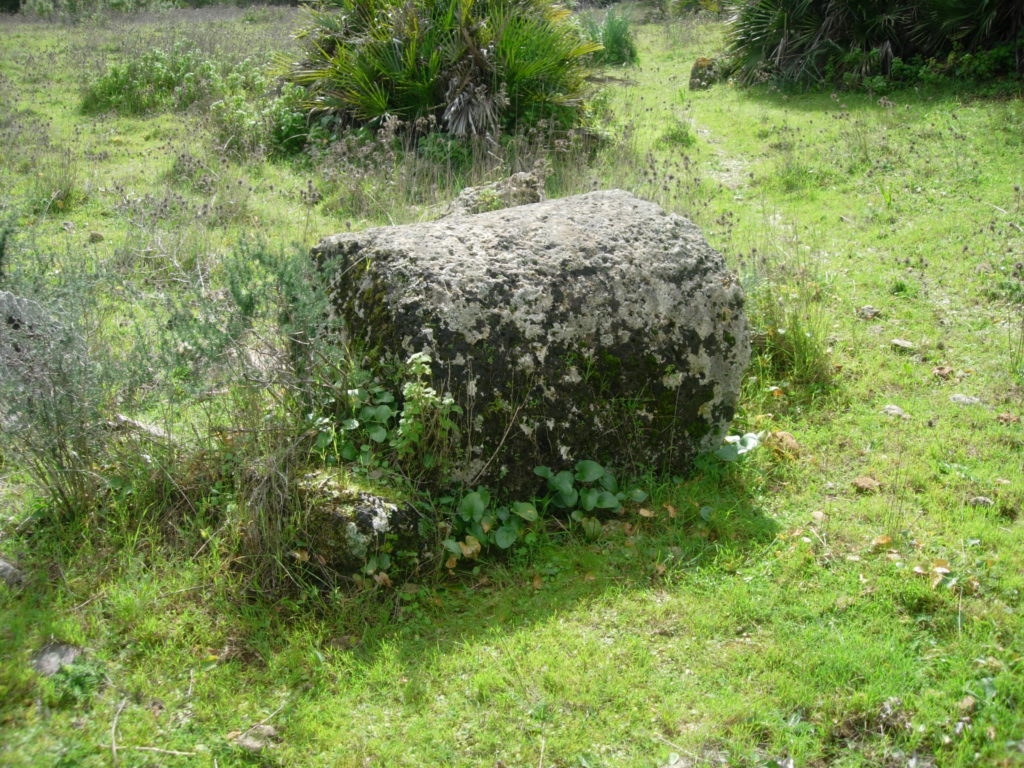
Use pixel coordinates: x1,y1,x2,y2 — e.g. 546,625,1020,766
535,461,646,535
82,43,266,115
285,0,601,136
442,487,541,562
43,658,106,708
582,9,639,67
726,0,1024,86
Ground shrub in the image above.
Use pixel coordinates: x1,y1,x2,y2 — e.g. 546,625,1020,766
285,0,601,136
82,43,267,115
727,0,1024,86
582,9,639,67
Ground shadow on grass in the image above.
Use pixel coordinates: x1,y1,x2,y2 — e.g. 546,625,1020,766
730,79,1023,114
227,464,781,665
0,461,779,742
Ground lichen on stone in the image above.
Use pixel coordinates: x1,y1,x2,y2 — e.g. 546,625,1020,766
313,190,750,495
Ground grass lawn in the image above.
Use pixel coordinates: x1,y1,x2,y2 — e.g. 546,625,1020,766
0,6,1022,767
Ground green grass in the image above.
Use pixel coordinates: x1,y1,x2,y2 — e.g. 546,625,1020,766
2,7,1024,768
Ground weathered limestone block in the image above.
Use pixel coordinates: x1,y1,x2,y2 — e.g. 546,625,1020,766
443,171,545,217
313,189,749,493
295,473,424,574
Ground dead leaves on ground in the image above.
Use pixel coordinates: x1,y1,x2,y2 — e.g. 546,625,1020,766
853,476,882,494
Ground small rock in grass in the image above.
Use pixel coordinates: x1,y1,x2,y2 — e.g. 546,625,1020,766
853,476,882,494
88,232,104,243
234,725,279,753
767,430,800,454
881,404,910,419
0,557,23,589
688,57,720,91
932,365,954,379
32,642,84,676
950,394,981,405
969,496,995,507
891,338,915,352
857,305,882,320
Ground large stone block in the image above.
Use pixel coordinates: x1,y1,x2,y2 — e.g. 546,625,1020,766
313,189,749,493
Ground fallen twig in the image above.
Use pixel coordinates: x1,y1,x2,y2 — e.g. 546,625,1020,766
111,697,128,767
129,746,197,757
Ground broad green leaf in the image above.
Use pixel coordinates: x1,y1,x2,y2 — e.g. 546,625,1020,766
627,488,648,503
442,538,461,554
595,491,621,510
367,424,388,443
557,487,579,508
579,487,599,512
552,470,575,495
533,465,554,480
575,459,605,483
494,524,518,549
458,490,488,520
581,516,602,540
599,473,619,493
341,418,360,431
371,404,393,422
512,501,538,521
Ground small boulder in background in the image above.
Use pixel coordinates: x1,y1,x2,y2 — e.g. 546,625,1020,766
689,57,720,90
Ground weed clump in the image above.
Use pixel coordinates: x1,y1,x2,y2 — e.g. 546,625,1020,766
582,9,639,67
81,42,266,115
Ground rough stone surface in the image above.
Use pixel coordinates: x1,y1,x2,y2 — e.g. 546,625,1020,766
689,57,720,91
295,473,424,573
443,172,545,217
313,189,749,494
33,642,84,676
0,556,23,589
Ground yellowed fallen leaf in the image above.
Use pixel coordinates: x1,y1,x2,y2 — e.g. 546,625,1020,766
958,695,976,712
854,476,882,494
445,555,458,570
458,535,481,559
373,571,393,588
664,504,677,518
637,508,655,518
532,573,543,590
769,430,801,454
871,535,892,550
